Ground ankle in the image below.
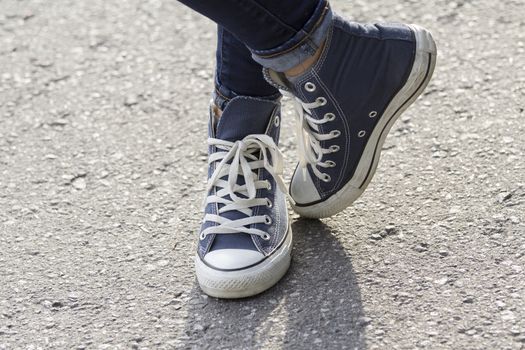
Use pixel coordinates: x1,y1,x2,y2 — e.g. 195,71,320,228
212,103,223,120
284,40,326,78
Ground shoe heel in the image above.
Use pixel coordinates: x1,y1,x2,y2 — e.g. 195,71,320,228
408,24,437,55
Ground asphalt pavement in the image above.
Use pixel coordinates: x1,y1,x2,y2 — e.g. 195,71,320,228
1,0,524,349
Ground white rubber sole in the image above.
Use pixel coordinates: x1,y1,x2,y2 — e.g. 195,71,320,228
195,227,292,299
293,25,437,219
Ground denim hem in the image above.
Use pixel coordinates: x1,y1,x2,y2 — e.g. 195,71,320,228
213,84,281,110
250,1,333,72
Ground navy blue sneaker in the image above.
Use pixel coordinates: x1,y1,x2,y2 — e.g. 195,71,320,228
195,96,291,298
264,16,437,218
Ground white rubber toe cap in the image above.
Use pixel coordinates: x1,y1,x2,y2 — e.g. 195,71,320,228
290,170,322,205
204,249,265,270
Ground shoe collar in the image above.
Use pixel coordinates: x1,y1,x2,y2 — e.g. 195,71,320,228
211,95,280,142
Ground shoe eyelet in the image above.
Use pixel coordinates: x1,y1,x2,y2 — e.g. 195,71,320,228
358,130,366,138
329,145,340,153
262,233,271,241
325,113,336,121
274,115,280,127
265,198,273,208
316,97,327,106
326,160,336,167
199,233,206,240
369,111,378,118
322,174,331,182
304,82,316,92
264,215,272,225
331,130,341,138
266,181,272,190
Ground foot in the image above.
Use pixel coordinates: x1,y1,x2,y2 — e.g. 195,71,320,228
265,16,437,218
195,96,291,298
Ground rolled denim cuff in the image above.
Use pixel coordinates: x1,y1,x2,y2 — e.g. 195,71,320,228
250,1,332,72
213,82,235,111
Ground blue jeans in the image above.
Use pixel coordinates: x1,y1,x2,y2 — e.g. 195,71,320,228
177,0,333,107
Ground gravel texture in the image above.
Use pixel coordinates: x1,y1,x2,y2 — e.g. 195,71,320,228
1,0,524,349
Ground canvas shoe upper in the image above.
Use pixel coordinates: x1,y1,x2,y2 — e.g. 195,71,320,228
264,15,437,218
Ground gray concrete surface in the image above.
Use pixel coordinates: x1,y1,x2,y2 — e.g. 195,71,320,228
1,0,524,349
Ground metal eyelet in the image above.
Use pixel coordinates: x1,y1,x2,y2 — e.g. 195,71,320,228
358,130,366,138
369,111,378,118
316,97,327,106
262,233,271,241
274,115,280,127
325,113,336,121
266,181,272,190
264,215,272,225
305,82,316,92
322,174,331,182
331,130,341,138
329,145,340,153
266,198,273,208
326,160,336,167
199,233,206,240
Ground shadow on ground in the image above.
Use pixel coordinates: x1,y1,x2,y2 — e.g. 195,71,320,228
180,219,366,349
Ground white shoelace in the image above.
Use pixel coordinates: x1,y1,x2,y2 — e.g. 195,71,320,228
200,134,288,240
282,90,339,182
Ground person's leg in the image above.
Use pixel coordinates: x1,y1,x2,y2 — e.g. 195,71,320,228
178,0,331,72
184,0,438,218
213,26,280,111
194,16,300,298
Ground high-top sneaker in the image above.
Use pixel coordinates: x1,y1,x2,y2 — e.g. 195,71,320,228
265,16,437,218
195,96,291,298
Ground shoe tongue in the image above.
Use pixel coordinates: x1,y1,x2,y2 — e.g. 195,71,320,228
215,96,276,141
210,97,278,253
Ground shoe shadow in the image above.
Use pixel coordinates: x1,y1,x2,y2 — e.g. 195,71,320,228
280,219,366,349
180,219,365,349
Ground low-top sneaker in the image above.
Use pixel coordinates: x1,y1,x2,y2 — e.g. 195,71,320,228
264,16,437,218
195,96,291,298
